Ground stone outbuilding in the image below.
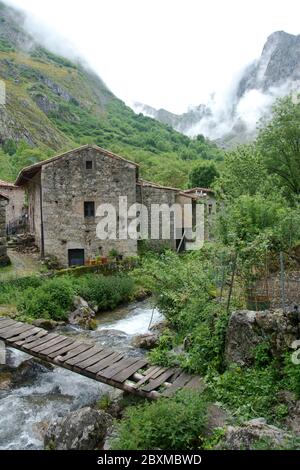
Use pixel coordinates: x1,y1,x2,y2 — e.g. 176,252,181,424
182,187,216,240
0,179,26,232
0,192,10,266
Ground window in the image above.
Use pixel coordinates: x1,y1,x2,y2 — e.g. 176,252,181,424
86,160,93,170
84,201,95,218
68,249,85,267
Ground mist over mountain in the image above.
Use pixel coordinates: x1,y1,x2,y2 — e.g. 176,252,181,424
133,31,300,147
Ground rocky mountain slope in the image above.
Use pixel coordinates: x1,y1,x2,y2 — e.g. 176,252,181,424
134,31,300,147
0,1,222,187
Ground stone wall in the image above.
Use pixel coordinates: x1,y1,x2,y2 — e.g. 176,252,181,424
26,172,42,248
253,271,300,310
137,183,178,250
35,147,138,267
0,184,26,226
0,195,10,266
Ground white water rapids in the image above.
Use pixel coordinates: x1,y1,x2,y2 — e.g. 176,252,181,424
0,300,162,450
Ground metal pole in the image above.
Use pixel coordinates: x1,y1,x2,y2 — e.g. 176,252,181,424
280,252,286,313
39,183,45,260
226,252,238,314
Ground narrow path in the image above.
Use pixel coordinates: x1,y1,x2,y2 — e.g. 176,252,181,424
0,250,42,281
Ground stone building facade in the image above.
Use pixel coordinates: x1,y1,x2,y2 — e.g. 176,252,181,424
16,145,198,267
0,180,26,230
137,180,196,251
0,193,10,266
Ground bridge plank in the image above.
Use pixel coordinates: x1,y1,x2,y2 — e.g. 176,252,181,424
0,323,34,339
65,345,103,366
41,338,75,356
132,366,163,388
22,333,58,350
184,376,206,391
141,369,175,392
33,336,69,354
15,330,48,346
100,357,140,380
0,317,13,322
0,321,23,333
0,319,17,330
87,352,124,374
151,367,169,379
58,344,94,363
161,372,192,397
6,327,43,343
73,349,114,370
49,341,83,359
113,358,149,383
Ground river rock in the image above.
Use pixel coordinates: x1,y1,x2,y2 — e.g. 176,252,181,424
277,391,300,435
218,418,291,450
0,371,13,390
11,358,53,386
225,309,299,366
44,407,112,450
68,296,96,329
204,404,229,437
32,319,65,330
132,333,159,350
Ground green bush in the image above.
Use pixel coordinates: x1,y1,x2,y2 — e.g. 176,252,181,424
17,277,74,320
0,275,43,305
282,353,300,398
209,365,283,422
111,391,208,450
75,274,134,310
135,250,230,374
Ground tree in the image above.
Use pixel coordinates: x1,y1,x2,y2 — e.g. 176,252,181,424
188,162,219,189
257,95,300,199
2,139,17,156
217,194,300,279
214,144,274,200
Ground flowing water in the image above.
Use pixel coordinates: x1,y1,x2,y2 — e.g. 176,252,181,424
0,300,162,450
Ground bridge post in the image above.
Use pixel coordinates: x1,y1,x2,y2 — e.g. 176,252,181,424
0,340,6,365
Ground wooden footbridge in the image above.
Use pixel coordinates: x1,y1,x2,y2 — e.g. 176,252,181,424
0,317,204,399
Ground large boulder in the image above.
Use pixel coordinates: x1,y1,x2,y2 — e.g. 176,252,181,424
225,309,299,366
277,391,300,436
218,418,291,450
132,333,159,350
44,407,112,450
68,296,96,329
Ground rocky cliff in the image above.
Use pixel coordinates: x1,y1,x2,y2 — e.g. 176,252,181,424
134,31,300,147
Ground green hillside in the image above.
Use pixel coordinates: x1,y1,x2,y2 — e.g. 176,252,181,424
0,1,223,187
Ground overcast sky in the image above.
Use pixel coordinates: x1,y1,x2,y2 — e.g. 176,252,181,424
5,0,300,113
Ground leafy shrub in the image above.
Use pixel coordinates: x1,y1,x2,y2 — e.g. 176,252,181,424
134,250,229,374
282,353,300,398
209,365,283,422
0,275,43,305
111,391,208,450
75,274,134,311
17,277,74,320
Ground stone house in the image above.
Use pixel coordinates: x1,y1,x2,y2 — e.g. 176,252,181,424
0,193,10,266
137,179,197,251
0,179,26,231
15,145,198,266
